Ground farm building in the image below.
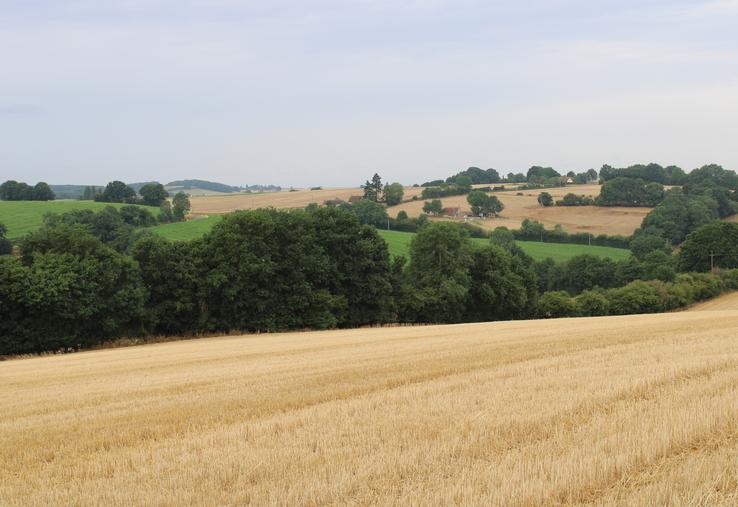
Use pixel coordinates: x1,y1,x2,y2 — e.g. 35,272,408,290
442,207,461,217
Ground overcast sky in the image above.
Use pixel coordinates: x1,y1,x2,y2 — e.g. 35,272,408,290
1,0,738,187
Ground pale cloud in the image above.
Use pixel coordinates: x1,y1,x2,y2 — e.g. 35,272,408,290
1,0,737,186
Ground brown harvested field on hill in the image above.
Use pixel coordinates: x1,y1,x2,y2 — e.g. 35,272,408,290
191,184,651,236
689,291,738,311
190,186,427,214
3,304,738,506
389,184,651,236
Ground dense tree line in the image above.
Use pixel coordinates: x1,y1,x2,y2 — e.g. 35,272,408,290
0,180,55,201
446,167,501,185
596,178,665,207
599,163,687,185
421,177,473,199
555,193,594,206
513,219,631,248
467,190,503,217
0,223,12,255
3,198,738,355
538,272,738,318
360,174,404,205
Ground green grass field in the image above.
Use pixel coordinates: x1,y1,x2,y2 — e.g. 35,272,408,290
0,201,158,240
149,216,223,241
376,229,630,262
149,218,630,262
2,202,630,262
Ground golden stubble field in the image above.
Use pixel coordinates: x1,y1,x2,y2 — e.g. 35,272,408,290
3,295,738,506
189,184,651,236
387,184,650,236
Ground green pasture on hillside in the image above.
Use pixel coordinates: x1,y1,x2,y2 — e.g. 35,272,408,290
149,215,223,241
1,202,631,262
0,200,158,240
377,229,630,262
150,218,631,262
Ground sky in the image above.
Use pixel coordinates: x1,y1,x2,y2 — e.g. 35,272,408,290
1,0,738,187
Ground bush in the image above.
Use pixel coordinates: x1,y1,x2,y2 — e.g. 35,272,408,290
596,178,665,207
0,180,56,201
555,193,594,206
513,219,631,249
538,291,577,318
574,291,610,316
678,221,738,272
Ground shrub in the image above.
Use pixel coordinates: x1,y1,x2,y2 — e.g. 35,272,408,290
538,291,577,318
575,291,610,316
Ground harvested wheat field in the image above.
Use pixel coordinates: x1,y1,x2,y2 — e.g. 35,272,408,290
690,290,738,311
388,184,651,236
3,308,738,506
189,186,427,215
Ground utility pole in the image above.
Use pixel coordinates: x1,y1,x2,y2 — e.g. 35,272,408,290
387,217,390,231
710,252,715,272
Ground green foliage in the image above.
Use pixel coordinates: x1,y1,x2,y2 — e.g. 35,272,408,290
596,178,665,207
537,192,553,207
377,229,630,263
629,233,670,261
640,191,719,244
0,180,56,201
422,199,443,216
352,199,389,226
0,222,11,255
506,172,527,183
97,181,138,204
537,291,577,318
466,245,537,321
38,205,158,252
197,208,393,332
139,183,169,207
446,167,500,185
526,166,561,183
0,201,157,240
556,193,594,206
1,226,146,354
467,190,503,217
514,219,631,249
130,236,201,335
546,255,619,295
678,221,738,272
421,181,472,199
362,173,383,202
383,182,404,206
542,270,737,319
403,223,473,323
599,163,687,185
158,201,173,223
172,192,191,222
574,291,610,316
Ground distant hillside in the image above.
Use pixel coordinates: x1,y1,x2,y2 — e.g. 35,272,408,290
50,180,282,199
128,182,159,193
49,185,97,200
165,179,240,194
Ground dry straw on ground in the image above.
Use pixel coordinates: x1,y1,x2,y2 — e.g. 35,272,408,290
190,184,651,236
3,295,738,505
